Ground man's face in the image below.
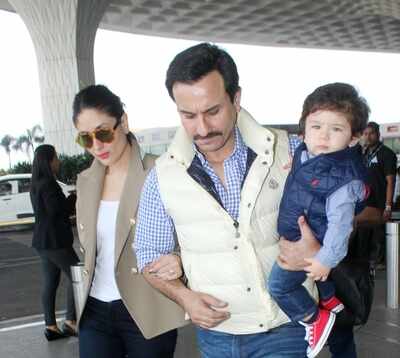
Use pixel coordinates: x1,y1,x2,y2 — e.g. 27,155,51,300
172,70,241,155
362,127,379,148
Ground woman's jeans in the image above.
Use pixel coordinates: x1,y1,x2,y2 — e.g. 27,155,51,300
79,296,177,358
196,322,307,358
37,248,79,325
268,262,335,322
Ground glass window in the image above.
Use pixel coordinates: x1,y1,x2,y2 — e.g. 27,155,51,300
0,181,12,196
18,178,31,193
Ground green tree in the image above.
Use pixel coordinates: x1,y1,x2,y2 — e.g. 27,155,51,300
27,124,45,150
0,134,15,169
12,135,31,162
12,124,45,163
8,161,32,174
58,153,93,184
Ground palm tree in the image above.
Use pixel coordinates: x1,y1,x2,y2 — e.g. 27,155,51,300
0,135,15,169
27,124,45,152
12,125,45,163
12,135,31,162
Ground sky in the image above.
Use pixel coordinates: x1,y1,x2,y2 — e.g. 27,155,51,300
1,9,400,170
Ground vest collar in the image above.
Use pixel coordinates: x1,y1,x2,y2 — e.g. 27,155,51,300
167,108,275,167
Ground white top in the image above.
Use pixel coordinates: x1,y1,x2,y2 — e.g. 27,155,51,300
89,200,121,302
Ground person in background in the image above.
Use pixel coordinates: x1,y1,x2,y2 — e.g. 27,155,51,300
362,121,397,267
73,84,186,358
30,144,79,340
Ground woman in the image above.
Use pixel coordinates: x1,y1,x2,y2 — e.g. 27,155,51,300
73,85,186,358
30,144,79,340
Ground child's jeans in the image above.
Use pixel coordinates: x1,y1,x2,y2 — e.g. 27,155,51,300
268,262,335,322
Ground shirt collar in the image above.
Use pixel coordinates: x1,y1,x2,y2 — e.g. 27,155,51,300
194,126,246,166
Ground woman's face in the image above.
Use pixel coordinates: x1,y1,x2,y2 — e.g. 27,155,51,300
75,108,129,166
50,152,60,174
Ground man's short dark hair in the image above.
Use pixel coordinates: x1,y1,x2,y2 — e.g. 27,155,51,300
299,82,370,135
365,121,380,134
165,42,239,103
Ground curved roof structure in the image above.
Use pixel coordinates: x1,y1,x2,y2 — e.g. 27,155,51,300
2,0,400,53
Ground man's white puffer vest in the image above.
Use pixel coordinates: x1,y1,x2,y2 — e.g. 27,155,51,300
156,108,317,334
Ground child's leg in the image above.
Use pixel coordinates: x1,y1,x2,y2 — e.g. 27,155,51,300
316,280,335,301
317,280,345,314
268,262,317,322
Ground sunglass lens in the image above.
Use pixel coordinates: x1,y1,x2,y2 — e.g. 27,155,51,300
77,134,93,148
95,129,114,143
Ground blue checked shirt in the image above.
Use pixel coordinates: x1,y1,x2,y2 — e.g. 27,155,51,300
134,128,299,271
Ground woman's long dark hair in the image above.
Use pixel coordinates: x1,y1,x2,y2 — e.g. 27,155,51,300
30,144,57,197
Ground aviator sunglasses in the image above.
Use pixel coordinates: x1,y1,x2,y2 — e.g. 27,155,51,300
76,121,120,149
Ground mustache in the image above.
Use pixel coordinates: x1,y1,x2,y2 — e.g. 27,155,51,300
193,132,222,141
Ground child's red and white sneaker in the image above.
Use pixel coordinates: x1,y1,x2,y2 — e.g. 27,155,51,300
320,296,345,314
301,308,336,358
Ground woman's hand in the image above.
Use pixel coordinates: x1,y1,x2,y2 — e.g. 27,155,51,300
147,254,183,281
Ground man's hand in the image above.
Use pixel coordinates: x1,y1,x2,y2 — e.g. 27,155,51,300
304,258,331,281
283,156,293,170
278,216,320,271
182,290,230,329
147,254,182,281
383,208,392,222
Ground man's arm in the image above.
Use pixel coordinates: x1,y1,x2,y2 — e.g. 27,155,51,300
134,168,230,328
142,267,230,329
382,149,397,221
384,174,395,221
279,204,383,271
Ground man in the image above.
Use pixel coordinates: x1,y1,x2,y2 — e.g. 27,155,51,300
134,43,317,357
362,122,397,265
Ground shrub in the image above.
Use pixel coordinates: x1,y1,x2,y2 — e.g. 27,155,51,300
58,153,93,184
5,153,93,184
8,161,32,174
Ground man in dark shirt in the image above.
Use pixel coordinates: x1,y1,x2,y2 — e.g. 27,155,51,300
362,121,397,264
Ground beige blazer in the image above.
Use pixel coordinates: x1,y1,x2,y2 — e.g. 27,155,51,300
75,139,187,338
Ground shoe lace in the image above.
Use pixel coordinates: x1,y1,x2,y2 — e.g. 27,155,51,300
305,324,315,346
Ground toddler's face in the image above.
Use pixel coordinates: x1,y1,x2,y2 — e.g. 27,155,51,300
304,110,358,155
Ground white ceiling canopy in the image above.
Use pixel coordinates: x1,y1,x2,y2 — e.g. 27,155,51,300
2,0,400,53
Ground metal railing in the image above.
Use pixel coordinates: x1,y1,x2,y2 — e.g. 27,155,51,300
386,221,400,309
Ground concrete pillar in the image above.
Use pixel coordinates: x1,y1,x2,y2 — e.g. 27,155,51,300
9,0,110,155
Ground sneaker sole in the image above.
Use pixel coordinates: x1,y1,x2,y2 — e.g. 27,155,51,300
307,312,336,358
330,303,345,314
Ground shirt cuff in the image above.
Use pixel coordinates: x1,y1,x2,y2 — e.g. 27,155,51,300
136,251,163,273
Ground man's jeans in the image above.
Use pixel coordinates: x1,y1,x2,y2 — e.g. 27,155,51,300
268,262,335,321
328,326,357,358
196,322,307,358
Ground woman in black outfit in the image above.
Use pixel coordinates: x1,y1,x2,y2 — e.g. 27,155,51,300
30,144,79,341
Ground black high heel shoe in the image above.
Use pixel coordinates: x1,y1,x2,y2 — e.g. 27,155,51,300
44,328,68,341
61,322,78,337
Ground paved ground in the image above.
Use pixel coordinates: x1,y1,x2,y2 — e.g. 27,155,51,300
0,228,399,357
0,226,81,321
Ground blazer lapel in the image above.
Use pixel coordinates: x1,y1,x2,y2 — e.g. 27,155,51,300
78,160,105,268
114,141,147,268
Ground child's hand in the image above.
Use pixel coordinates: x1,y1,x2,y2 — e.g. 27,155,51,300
304,258,331,281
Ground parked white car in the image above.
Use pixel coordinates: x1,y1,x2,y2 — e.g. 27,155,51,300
0,173,75,225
